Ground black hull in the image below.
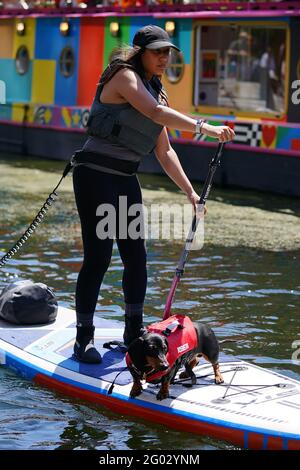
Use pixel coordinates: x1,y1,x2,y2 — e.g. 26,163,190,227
0,124,299,197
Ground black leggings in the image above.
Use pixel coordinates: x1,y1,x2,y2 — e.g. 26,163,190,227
73,165,147,315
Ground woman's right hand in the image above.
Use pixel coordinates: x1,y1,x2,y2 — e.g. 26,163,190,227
202,123,235,142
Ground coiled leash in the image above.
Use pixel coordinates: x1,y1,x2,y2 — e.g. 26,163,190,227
0,160,73,269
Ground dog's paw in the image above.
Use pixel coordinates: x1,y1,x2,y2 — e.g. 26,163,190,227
215,375,224,385
130,383,143,398
179,370,188,380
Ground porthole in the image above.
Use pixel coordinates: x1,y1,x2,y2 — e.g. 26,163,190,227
80,109,90,128
15,45,30,75
59,46,75,78
165,49,185,84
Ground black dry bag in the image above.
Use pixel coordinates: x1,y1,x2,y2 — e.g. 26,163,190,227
0,279,57,325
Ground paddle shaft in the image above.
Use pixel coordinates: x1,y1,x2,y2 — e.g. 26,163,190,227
163,143,225,320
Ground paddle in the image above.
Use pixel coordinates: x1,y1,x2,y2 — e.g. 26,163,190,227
163,143,225,320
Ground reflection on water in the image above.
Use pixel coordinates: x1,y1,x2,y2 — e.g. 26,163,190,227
0,153,299,450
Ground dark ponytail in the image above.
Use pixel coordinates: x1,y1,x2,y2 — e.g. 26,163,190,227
99,44,169,106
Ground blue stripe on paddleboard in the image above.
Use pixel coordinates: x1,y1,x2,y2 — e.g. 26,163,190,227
282,438,289,450
244,431,249,449
2,348,300,444
262,435,268,449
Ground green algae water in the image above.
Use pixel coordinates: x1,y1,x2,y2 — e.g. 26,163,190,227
0,153,299,450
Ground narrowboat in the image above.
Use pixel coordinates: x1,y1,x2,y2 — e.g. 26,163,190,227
0,1,300,195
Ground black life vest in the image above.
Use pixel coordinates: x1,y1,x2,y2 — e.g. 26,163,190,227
87,59,165,156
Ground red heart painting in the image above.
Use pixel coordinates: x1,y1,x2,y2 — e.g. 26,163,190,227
262,125,277,147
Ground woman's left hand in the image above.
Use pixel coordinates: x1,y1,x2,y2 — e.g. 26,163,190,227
202,123,235,142
186,190,207,216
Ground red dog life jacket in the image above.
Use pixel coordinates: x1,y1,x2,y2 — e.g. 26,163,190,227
126,314,198,383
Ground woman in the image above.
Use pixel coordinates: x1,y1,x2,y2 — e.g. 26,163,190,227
72,25,235,363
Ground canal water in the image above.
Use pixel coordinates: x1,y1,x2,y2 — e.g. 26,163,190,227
0,153,299,450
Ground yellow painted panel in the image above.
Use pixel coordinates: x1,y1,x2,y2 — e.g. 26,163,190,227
162,64,193,113
193,105,284,121
11,103,28,122
32,60,55,104
13,18,36,59
12,103,35,123
0,19,14,58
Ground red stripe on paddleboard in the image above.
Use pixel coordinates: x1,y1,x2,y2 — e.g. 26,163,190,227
288,439,300,450
265,436,285,450
34,374,300,450
34,373,245,447
247,432,265,450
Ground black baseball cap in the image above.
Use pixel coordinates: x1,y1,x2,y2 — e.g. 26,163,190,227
133,25,180,51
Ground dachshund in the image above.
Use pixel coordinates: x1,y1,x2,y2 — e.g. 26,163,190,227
126,316,224,401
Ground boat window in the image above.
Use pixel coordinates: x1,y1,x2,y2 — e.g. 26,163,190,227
194,24,287,116
165,49,185,84
59,47,75,78
15,45,30,75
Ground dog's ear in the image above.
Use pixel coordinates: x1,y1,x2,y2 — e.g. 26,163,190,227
163,337,169,353
127,337,146,371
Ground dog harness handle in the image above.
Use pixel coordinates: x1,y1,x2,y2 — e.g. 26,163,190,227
162,319,183,337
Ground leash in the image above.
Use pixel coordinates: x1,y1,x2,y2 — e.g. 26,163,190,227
163,142,225,320
107,366,128,395
0,159,73,269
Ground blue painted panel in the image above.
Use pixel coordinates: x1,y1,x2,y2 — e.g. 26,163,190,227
156,19,167,35
54,18,80,106
0,58,32,103
0,104,12,120
178,19,192,64
35,18,80,105
129,17,157,46
35,17,62,60
277,127,300,149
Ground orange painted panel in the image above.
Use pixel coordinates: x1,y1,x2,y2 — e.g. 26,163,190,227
0,19,14,58
77,18,105,107
162,64,193,113
181,131,194,140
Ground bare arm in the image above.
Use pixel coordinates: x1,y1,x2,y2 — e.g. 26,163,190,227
115,69,235,142
155,128,200,210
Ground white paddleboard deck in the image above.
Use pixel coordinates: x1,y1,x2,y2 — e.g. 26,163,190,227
0,306,299,450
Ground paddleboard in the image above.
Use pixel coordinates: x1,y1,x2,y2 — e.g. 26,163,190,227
0,306,299,450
